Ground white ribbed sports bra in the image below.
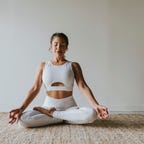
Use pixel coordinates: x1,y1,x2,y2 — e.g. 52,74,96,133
42,61,74,91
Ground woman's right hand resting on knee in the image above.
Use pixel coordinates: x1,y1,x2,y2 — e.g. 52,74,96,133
9,108,23,125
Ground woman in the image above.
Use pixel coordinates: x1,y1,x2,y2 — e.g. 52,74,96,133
9,32,109,128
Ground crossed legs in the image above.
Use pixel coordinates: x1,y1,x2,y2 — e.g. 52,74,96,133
19,106,97,128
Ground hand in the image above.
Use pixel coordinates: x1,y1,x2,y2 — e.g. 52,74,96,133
95,105,109,119
9,108,23,125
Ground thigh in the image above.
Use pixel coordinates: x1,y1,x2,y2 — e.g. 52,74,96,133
53,107,97,124
65,107,97,124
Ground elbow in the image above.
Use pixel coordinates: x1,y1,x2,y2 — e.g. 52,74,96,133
78,83,89,91
29,86,40,95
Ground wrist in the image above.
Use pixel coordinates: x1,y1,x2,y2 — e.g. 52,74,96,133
19,106,25,111
93,104,99,109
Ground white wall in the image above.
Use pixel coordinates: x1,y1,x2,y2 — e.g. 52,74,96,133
0,0,144,112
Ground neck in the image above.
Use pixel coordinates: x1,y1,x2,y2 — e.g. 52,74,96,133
52,56,66,63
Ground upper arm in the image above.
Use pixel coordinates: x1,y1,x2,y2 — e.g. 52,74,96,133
31,62,45,91
72,62,87,88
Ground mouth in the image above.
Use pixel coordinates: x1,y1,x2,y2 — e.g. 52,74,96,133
56,51,63,54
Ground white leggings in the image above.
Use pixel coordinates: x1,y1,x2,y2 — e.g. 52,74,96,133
19,96,97,128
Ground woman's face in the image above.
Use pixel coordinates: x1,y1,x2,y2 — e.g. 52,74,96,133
50,36,67,57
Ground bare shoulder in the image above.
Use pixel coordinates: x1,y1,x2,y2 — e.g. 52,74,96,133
72,61,80,67
71,62,85,82
71,62,82,72
39,61,46,71
40,61,45,67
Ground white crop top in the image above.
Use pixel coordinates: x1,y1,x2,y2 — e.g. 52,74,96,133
42,61,74,91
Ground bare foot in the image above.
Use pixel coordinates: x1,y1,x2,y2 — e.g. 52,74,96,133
33,107,56,117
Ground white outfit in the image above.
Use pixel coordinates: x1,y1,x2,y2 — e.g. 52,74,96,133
42,61,74,91
19,61,97,128
19,96,97,128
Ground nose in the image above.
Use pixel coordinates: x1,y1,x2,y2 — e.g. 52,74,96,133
56,44,62,51
57,44,60,49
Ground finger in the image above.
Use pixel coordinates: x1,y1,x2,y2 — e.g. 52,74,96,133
12,117,17,124
96,108,104,119
97,112,103,119
9,118,16,125
8,118,12,124
9,118,15,124
9,112,15,119
9,112,12,118
98,115,103,119
103,113,109,119
104,107,108,113
102,108,107,112
106,109,109,115
100,112,106,119
9,111,16,118
100,111,107,119
102,110,108,115
96,109,102,118
9,111,13,118
102,109,108,115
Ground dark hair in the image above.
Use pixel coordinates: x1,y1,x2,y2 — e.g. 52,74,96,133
50,32,69,46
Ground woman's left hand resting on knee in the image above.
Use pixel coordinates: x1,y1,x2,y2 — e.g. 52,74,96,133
72,62,109,119
94,105,109,119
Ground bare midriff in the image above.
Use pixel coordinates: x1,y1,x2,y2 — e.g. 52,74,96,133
46,90,72,99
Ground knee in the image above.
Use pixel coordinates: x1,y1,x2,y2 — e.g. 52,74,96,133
18,113,32,128
18,119,30,128
81,108,97,124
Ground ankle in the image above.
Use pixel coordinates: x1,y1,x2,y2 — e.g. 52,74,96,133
48,107,56,116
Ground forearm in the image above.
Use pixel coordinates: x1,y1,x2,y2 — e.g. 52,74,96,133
79,86,99,108
19,88,40,111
